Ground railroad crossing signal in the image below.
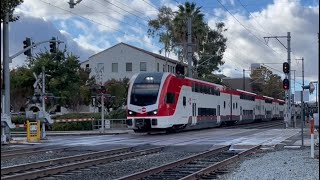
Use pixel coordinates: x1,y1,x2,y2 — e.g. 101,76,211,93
283,62,290,74
283,78,289,90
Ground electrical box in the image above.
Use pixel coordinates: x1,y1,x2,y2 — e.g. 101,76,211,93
313,113,319,128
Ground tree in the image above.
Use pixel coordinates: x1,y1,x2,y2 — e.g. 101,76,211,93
1,0,24,22
104,78,129,110
250,66,284,99
29,50,94,112
148,2,227,79
10,67,34,112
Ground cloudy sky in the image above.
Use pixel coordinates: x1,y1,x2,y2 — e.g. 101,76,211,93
2,0,319,101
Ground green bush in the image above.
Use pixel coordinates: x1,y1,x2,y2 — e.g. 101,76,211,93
52,113,100,119
11,116,27,124
51,121,93,131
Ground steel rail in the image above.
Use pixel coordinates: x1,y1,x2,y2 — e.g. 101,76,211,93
1,147,132,175
116,145,231,180
1,147,70,160
179,145,261,180
1,146,164,180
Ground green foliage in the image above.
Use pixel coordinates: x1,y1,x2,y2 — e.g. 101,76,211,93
51,122,92,131
52,113,101,119
1,0,23,22
11,116,26,124
104,78,129,110
29,51,95,112
10,67,34,111
107,109,126,119
250,66,284,99
148,2,227,77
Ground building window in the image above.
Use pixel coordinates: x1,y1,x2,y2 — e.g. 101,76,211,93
112,63,118,72
140,62,147,71
163,64,165,72
126,63,132,72
157,63,160,72
168,65,170,72
97,63,104,73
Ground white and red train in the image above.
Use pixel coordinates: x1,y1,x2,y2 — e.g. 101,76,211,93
126,72,285,133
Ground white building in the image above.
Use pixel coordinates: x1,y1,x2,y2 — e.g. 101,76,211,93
81,42,184,83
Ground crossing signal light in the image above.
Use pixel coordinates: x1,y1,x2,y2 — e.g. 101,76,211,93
23,37,32,57
175,64,185,75
283,78,289,90
283,62,290,74
100,86,107,94
49,37,57,53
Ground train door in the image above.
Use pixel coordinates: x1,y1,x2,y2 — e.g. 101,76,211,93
192,102,197,126
229,94,233,121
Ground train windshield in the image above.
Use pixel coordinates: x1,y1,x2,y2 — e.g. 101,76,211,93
130,83,160,106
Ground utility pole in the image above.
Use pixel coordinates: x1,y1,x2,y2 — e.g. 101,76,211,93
243,69,245,91
1,12,10,144
293,70,296,128
264,32,291,127
187,16,193,78
296,57,305,147
41,66,46,139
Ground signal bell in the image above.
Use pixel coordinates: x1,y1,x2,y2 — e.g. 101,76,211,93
283,78,289,90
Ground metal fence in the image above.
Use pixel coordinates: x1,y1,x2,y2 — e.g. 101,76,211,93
92,119,128,130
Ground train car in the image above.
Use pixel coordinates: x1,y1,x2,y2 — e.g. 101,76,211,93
126,72,285,133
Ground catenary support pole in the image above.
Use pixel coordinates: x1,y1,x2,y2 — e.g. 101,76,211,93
187,16,192,78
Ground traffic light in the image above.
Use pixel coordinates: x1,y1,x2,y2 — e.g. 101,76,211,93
283,62,290,74
49,37,57,53
23,37,32,57
283,78,289,90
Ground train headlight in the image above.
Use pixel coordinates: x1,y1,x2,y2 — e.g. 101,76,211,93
153,111,157,115
128,111,133,115
146,77,154,81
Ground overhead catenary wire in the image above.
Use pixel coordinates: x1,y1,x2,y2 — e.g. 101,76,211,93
216,0,287,61
37,0,161,52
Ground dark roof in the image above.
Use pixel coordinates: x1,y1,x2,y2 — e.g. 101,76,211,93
86,42,184,65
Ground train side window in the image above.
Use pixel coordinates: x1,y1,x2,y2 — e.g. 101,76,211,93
224,101,226,109
236,103,238,109
166,93,175,104
217,105,220,116
183,96,186,106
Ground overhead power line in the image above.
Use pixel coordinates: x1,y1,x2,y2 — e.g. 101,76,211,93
37,0,160,51
216,0,287,60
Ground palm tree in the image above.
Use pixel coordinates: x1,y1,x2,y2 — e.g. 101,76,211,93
172,2,208,63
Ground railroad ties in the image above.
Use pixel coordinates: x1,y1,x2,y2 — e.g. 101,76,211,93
117,145,261,180
1,146,164,180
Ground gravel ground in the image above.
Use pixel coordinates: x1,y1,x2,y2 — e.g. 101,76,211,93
40,151,196,180
219,148,319,180
1,148,94,168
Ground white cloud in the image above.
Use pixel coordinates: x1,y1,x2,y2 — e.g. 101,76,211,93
208,0,319,83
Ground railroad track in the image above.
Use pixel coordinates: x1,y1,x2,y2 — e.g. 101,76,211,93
117,145,261,180
1,146,164,180
223,120,284,129
1,146,70,160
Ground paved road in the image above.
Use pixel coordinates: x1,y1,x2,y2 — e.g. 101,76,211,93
35,128,299,148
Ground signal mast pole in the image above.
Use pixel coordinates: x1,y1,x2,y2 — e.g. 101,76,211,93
264,32,291,128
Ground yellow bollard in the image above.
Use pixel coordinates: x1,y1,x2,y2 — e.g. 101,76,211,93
26,120,30,142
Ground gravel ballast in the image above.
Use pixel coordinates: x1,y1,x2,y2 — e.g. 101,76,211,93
220,148,319,180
